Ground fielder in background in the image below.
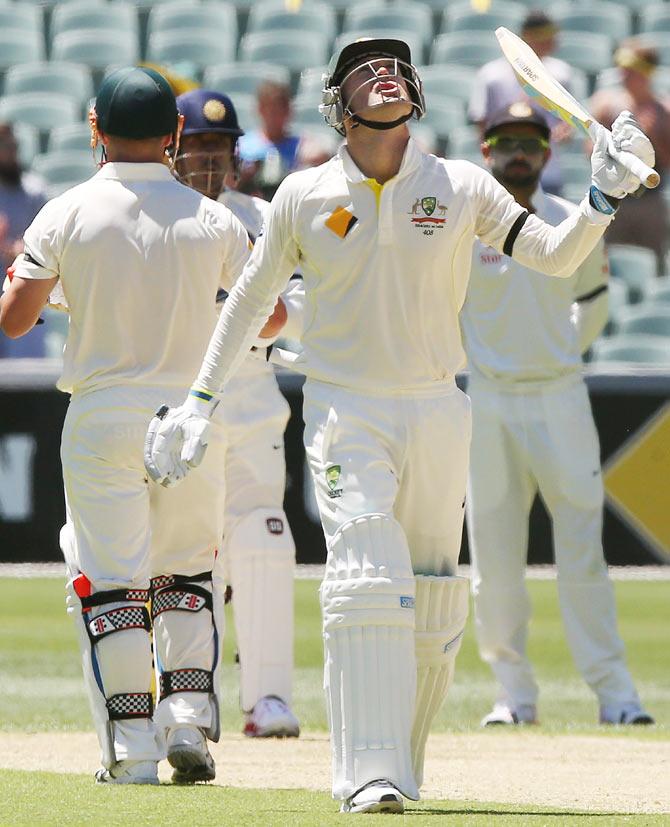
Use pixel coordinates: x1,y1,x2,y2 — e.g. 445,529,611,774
462,102,654,728
174,88,300,739
0,67,284,785
143,38,654,814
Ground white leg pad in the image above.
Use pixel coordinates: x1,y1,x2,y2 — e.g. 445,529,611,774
411,575,469,788
65,577,162,769
221,508,296,711
321,514,419,802
152,572,223,742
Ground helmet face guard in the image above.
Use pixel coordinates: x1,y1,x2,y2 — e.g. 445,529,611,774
320,41,425,135
173,141,239,198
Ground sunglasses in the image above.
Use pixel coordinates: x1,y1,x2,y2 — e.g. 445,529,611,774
486,136,550,154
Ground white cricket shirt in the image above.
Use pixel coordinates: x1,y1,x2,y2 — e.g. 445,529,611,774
195,138,611,395
462,187,608,384
13,162,249,394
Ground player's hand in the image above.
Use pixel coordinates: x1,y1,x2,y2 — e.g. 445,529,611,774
144,398,213,488
591,114,654,199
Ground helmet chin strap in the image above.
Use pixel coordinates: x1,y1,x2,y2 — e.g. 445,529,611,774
351,110,414,130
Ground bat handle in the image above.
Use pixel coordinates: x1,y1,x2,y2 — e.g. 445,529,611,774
588,122,660,190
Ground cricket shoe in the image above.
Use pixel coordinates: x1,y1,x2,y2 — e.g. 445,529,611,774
167,726,216,783
481,702,538,727
599,703,655,725
340,780,404,814
95,760,159,785
243,695,300,738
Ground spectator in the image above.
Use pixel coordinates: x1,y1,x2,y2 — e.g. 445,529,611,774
0,122,48,357
238,80,301,197
468,10,574,195
589,39,670,274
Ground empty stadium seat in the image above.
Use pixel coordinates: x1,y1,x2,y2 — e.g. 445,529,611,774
420,64,476,106
0,29,44,71
647,277,670,305
441,2,525,35
554,3,632,42
48,122,93,153
0,1,43,37
607,244,658,303
555,32,613,77
52,29,139,70
31,149,94,197
248,1,337,45
0,93,79,133
420,98,466,142
147,29,235,70
291,96,326,131
148,0,237,45
591,334,670,365
239,31,330,76
431,32,502,68
203,62,291,97
50,1,138,40
639,3,670,33
296,66,328,99
343,2,434,49
4,62,93,108
615,306,670,337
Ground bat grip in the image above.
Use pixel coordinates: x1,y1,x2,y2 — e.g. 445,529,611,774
588,122,660,190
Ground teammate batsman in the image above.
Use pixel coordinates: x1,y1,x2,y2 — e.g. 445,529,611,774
143,39,655,813
173,88,300,738
0,67,282,784
462,102,654,727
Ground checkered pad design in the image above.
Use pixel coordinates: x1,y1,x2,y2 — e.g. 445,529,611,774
150,574,175,591
106,692,153,720
87,606,150,641
159,668,213,700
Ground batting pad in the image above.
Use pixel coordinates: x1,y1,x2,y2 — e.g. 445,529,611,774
221,508,296,712
321,514,419,801
411,575,469,788
152,572,223,742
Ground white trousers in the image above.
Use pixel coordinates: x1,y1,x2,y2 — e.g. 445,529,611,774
304,379,471,799
215,367,296,712
467,373,640,708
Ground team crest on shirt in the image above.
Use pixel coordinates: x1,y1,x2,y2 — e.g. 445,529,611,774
326,465,343,499
408,195,447,234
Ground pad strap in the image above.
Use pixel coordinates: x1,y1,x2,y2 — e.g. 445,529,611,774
159,668,214,700
106,692,154,721
151,584,213,618
80,587,149,612
86,605,151,643
150,571,212,591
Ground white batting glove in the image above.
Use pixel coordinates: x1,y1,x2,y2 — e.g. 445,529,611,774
591,113,654,200
144,392,218,488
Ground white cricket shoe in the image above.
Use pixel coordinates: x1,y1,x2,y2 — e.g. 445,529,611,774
599,703,655,725
243,695,300,738
95,760,159,785
481,702,538,727
167,725,216,783
340,780,404,814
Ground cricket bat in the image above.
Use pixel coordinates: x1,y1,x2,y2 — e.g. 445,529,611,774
495,27,660,189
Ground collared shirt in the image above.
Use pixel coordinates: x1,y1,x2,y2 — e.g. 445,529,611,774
194,138,611,396
13,162,249,394
462,187,608,384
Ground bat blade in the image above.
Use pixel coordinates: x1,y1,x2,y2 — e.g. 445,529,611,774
495,27,660,189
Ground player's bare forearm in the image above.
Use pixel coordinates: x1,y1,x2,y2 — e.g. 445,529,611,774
0,274,57,338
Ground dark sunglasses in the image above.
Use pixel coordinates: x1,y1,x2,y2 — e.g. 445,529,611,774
486,136,550,154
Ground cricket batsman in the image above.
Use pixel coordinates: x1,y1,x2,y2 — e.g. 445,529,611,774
143,39,655,813
0,67,283,784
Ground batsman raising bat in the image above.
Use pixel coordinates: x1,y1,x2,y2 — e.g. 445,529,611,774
143,37,656,814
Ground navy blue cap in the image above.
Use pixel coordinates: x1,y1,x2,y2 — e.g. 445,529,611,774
177,89,244,137
483,101,550,139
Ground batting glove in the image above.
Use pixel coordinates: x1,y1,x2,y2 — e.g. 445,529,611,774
591,114,654,202
144,391,218,488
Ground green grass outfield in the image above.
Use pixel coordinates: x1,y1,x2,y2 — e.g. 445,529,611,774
0,576,668,824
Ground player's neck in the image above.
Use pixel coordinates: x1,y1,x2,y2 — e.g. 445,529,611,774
506,184,534,211
345,125,410,185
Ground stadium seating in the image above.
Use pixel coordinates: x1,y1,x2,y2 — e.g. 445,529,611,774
296,67,328,99
147,0,237,44
50,1,139,40
615,306,670,337
48,122,94,153
639,3,670,33
634,33,670,66
51,29,139,70
431,32,502,67
555,32,613,77
441,2,526,35
203,62,291,97
420,64,476,106
343,2,434,50
607,244,658,303
31,149,94,197
0,93,79,133
647,277,670,305
0,29,44,71
248,1,337,45
420,97,467,144
4,62,93,110
12,122,40,170
554,3,632,42
591,334,670,364
446,125,482,162
239,31,331,75
147,29,236,71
